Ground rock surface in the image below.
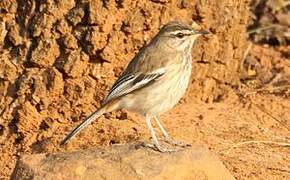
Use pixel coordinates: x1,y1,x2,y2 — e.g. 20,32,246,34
12,143,234,180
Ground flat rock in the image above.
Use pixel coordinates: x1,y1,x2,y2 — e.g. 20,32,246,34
12,143,235,180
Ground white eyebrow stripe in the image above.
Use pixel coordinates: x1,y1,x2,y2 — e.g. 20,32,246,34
172,29,193,36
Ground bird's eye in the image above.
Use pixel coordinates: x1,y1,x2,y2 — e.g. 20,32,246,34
175,32,185,38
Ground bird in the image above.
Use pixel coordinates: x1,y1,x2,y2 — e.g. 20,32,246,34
61,21,208,152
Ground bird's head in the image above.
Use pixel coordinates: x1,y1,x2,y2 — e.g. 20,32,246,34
156,21,208,51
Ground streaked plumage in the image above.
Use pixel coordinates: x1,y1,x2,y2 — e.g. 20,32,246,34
61,21,208,152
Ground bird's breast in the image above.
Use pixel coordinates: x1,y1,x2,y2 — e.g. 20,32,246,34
121,53,192,117
144,54,192,115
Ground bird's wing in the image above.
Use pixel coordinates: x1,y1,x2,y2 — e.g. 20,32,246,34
103,68,165,105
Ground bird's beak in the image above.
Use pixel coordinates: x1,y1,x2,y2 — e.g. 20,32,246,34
194,29,209,35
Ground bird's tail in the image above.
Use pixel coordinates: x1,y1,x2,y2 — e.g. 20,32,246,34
60,106,107,145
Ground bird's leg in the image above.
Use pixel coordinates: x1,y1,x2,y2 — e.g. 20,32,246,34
154,116,191,148
153,116,170,140
145,116,175,152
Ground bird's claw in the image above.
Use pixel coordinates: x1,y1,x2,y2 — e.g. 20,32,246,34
142,143,178,153
164,138,191,148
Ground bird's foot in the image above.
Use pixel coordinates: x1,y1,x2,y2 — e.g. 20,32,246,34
142,142,178,153
164,138,191,148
